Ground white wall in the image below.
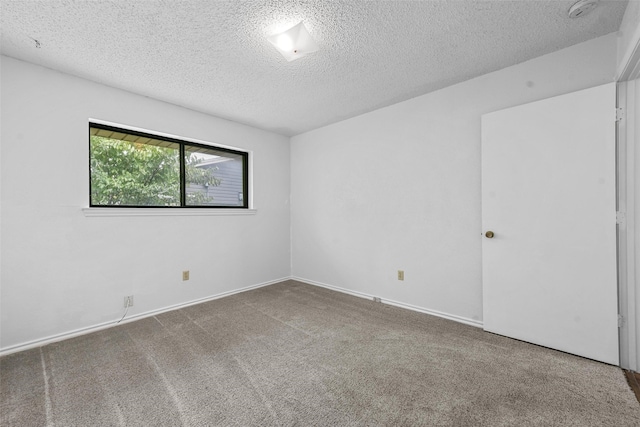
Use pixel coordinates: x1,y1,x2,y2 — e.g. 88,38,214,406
0,30,628,355
0,56,291,352
291,33,618,326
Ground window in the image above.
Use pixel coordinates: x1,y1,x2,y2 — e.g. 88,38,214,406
89,123,249,208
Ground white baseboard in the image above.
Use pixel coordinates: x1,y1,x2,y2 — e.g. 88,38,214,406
1,276,483,357
291,276,484,329
0,277,289,357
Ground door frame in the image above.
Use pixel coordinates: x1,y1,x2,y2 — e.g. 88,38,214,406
616,13,640,370
616,80,636,370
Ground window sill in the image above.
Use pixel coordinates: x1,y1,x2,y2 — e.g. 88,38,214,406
82,208,257,217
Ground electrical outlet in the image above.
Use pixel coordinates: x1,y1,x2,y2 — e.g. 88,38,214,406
124,295,134,308
182,270,190,281
397,270,404,281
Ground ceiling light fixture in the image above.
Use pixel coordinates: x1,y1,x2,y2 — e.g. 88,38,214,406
568,0,599,19
267,21,318,62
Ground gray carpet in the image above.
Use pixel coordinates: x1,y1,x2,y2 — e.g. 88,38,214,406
1,280,638,426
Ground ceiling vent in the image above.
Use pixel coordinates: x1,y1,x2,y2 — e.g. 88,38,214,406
568,0,599,19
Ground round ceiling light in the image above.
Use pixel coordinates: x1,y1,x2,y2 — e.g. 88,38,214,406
568,0,599,19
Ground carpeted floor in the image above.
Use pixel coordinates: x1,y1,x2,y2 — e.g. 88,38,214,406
1,280,639,426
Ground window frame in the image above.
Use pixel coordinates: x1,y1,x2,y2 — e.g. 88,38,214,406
88,121,250,209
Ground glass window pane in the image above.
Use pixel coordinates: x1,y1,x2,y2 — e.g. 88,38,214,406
90,133,180,206
185,145,245,207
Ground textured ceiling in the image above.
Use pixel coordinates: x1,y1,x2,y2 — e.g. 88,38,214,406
0,0,629,136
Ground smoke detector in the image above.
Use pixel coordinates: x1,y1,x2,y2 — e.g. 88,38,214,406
568,0,599,18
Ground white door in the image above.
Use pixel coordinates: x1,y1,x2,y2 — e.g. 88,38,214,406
481,83,618,365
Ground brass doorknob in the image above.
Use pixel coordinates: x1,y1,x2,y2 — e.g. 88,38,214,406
485,231,494,238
